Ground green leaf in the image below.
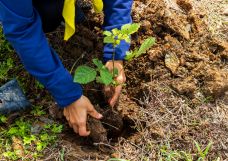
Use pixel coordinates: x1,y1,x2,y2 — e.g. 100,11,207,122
74,66,97,84
136,37,155,57
40,133,49,141
0,115,7,123
194,141,203,157
96,76,104,84
100,68,113,85
202,142,213,159
23,135,36,145
103,31,112,36
111,28,120,35
125,51,136,61
36,142,47,151
125,37,155,61
51,124,63,133
7,127,19,136
116,40,121,45
121,23,140,35
104,36,115,44
92,58,104,70
124,37,131,43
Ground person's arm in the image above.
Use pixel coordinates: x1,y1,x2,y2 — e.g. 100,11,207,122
102,0,133,107
0,0,82,107
103,0,133,62
0,0,102,137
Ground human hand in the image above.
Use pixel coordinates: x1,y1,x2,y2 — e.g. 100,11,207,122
104,60,126,107
63,95,103,136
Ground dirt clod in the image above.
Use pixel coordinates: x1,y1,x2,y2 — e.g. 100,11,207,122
176,0,193,12
171,77,197,97
203,68,228,98
88,117,108,143
165,52,180,74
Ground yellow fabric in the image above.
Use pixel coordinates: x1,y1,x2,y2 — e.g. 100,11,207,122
92,0,103,13
62,0,76,41
63,0,103,41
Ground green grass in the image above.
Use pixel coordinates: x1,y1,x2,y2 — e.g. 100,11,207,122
158,141,216,161
0,27,13,54
0,111,63,160
0,27,15,82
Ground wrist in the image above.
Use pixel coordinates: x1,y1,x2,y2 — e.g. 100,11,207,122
65,94,83,108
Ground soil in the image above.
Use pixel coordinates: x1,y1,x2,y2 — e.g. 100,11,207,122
42,0,228,160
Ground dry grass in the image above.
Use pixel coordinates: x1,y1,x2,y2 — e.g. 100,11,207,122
114,82,228,160
191,0,228,41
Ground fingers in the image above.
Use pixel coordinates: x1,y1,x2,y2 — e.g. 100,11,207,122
117,71,126,83
78,122,90,136
104,86,113,99
109,85,122,107
63,109,67,117
64,109,72,127
72,125,78,133
64,95,104,137
88,104,103,119
104,75,124,107
70,115,90,136
77,112,90,136
68,121,72,128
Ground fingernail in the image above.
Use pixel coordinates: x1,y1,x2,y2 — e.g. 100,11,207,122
98,114,103,118
86,131,91,136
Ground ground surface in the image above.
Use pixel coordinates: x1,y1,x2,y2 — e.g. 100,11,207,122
0,0,228,160
192,0,228,41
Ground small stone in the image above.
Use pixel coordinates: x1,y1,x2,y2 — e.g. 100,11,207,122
165,52,180,74
111,153,120,159
31,124,43,135
39,117,54,124
141,20,152,31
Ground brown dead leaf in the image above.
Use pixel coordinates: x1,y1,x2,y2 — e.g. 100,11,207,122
12,136,25,158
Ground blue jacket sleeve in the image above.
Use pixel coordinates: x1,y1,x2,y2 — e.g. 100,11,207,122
103,0,133,62
0,0,82,108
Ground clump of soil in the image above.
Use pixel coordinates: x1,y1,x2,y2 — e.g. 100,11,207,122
88,105,124,144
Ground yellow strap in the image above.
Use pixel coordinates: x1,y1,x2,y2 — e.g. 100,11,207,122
62,0,103,41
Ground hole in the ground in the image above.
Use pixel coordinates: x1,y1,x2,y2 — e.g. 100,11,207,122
84,85,139,145
120,118,138,139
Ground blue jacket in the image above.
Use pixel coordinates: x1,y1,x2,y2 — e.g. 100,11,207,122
0,0,133,108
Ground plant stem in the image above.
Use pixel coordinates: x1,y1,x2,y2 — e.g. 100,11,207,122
70,52,85,74
112,44,116,78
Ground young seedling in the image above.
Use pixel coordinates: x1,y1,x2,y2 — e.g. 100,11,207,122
103,23,140,76
74,58,117,85
74,23,155,86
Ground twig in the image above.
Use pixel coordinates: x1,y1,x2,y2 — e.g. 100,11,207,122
70,52,85,74
101,121,119,130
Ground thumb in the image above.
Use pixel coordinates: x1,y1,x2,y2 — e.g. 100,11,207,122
88,105,103,119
